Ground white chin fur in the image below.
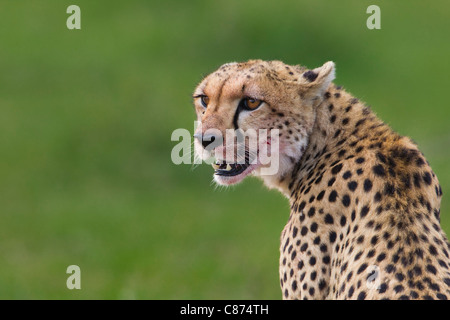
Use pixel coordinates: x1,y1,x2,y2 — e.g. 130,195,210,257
251,141,307,193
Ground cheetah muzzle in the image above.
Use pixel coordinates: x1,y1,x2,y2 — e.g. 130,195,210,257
192,59,450,300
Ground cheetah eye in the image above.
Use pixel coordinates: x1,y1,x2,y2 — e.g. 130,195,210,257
241,97,263,111
199,95,210,108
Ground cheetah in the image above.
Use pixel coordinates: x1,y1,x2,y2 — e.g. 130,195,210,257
191,59,450,300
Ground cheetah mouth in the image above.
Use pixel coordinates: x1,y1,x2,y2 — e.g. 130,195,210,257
211,155,260,185
212,160,252,177
209,138,275,185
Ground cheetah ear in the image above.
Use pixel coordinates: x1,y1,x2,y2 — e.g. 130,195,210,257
299,61,335,98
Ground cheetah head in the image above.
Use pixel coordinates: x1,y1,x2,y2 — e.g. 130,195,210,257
192,60,335,190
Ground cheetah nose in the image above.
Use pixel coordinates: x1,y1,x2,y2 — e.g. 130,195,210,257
193,133,220,149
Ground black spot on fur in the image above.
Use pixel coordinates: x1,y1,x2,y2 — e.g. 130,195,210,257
363,179,373,192
324,214,334,224
328,190,338,202
423,172,432,185
355,119,366,127
315,191,325,202
328,177,336,187
303,71,318,82
413,173,421,188
331,163,343,175
348,181,358,192
374,192,382,202
416,157,425,167
360,205,370,218
376,152,387,164
343,171,352,180
426,264,437,275
373,165,386,177
329,231,337,243
357,291,366,300
342,194,351,207
384,183,395,196
298,201,306,212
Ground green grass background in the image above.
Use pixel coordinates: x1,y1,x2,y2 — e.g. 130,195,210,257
0,0,449,299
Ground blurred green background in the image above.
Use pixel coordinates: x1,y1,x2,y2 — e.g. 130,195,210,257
0,0,449,299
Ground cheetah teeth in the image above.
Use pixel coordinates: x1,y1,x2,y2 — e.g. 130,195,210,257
211,161,233,171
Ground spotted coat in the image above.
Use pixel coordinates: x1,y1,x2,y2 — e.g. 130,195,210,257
192,60,450,300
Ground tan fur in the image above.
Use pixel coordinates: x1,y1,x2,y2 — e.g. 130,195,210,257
192,60,450,300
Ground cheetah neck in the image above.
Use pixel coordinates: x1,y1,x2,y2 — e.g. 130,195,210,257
286,84,383,202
